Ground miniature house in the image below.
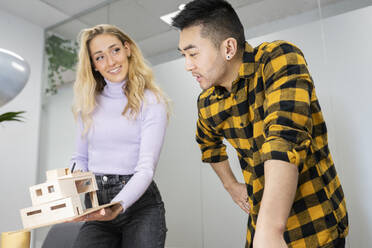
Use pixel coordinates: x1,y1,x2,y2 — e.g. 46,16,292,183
20,168,99,229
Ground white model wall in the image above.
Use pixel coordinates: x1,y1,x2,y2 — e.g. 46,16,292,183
0,8,44,238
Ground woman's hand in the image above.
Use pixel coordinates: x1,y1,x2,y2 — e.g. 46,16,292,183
69,204,123,222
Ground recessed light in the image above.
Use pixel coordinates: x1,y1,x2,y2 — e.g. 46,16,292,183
160,4,185,26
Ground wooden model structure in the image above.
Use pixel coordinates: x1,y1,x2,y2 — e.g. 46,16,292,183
20,168,116,229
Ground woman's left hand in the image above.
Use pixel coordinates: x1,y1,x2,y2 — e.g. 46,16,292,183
70,204,123,222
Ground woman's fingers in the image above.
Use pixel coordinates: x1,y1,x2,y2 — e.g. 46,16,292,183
66,204,123,223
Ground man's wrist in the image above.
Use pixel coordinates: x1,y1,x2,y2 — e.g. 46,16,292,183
223,180,238,191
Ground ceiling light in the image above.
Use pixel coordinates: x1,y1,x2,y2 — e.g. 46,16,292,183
160,4,185,26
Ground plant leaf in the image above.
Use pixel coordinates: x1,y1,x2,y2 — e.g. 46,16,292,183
0,111,26,123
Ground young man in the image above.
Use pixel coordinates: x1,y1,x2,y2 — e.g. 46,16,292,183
172,0,348,247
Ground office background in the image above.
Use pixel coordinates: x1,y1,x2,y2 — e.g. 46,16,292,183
0,0,371,247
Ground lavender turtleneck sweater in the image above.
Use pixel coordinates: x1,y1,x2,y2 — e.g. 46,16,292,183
71,78,167,210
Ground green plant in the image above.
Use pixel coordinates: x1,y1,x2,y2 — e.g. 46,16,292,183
45,34,78,95
0,111,25,123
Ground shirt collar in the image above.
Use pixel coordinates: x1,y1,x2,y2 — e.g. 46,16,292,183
238,42,256,79
214,42,256,99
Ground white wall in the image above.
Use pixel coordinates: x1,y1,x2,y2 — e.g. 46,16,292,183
322,7,372,247
0,8,44,239
38,84,75,181
36,5,372,248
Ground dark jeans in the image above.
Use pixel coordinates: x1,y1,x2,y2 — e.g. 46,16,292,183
72,175,167,248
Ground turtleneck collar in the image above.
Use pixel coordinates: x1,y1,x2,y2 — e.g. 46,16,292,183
103,78,127,98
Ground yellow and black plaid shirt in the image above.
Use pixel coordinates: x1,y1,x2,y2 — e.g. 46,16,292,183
196,41,348,247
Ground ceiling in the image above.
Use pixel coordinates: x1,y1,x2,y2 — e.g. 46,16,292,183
1,0,372,65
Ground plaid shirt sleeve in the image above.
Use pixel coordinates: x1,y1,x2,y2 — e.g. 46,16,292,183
196,110,228,163
261,41,313,170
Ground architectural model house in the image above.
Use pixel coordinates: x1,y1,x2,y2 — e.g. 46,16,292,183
19,168,113,229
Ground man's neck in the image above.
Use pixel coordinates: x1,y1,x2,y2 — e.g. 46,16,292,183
220,55,243,92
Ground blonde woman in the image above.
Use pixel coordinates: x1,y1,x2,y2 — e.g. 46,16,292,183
70,24,169,248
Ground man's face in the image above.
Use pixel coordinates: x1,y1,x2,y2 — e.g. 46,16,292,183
178,25,227,90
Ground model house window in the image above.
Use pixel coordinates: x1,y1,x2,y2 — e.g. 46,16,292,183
50,203,66,211
36,189,42,196
27,209,41,216
48,185,55,193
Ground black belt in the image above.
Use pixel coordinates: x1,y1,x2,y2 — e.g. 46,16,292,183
95,174,133,185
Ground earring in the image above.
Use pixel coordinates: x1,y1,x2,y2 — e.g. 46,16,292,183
226,55,231,60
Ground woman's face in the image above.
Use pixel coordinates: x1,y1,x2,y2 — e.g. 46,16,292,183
89,33,131,83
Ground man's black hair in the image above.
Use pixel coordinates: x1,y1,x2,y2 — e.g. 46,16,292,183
172,0,245,52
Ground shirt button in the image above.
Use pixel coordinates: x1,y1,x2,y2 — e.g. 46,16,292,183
102,176,108,182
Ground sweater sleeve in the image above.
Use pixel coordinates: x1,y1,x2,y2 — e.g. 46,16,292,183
111,91,167,210
70,116,89,172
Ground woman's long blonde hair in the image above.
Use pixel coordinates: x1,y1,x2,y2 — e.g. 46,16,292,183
72,24,170,133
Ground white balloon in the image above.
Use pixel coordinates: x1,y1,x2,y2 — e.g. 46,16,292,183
0,48,30,107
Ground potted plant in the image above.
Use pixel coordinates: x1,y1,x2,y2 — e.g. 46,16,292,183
45,34,78,95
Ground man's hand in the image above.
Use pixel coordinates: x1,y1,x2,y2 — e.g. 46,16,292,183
69,204,123,222
225,181,250,213
210,160,250,214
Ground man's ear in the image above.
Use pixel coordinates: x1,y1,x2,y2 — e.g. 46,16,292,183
222,37,238,61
